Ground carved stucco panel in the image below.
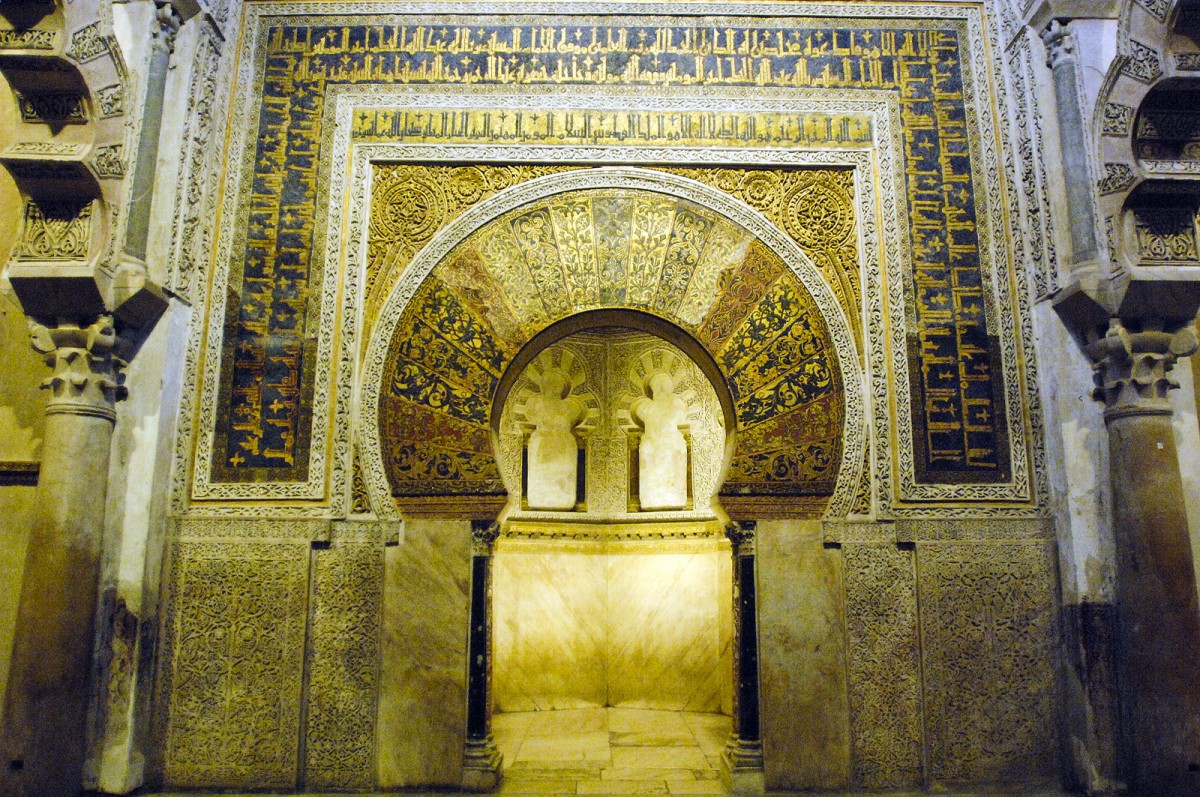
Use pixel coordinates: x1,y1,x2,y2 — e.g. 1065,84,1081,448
843,543,922,789
917,541,1059,785
304,541,384,789
161,540,309,789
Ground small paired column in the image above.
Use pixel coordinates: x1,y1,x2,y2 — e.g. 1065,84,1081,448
724,521,764,793
1086,319,1200,795
463,521,502,791
1040,19,1101,270
0,318,126,797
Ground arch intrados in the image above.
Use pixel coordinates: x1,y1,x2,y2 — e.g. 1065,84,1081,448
490,309,738,437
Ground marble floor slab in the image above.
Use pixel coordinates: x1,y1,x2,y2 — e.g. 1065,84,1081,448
495,707,731,795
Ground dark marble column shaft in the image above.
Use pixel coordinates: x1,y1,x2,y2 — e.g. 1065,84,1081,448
463,521,502,791
724,522,763,791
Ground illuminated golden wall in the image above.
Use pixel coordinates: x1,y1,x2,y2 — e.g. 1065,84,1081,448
160,2,1062,793
493,538,732,715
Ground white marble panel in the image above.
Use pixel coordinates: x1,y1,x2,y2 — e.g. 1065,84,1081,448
606,551,725,712
494,547,607,711
757,519,851,791
493,541,731,713
376,519,470,787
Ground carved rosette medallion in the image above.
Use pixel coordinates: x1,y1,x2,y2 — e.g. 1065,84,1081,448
29,317,127,421
1085,319,1200,420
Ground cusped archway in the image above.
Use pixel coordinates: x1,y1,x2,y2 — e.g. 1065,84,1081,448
360,168,864,518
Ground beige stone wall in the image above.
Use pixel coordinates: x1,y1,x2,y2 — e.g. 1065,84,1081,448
0,284,44,709
493,537,732,715
0,289,45,461
0,484,35,703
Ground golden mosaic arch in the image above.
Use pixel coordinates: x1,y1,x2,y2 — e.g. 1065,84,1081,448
363,168,864,516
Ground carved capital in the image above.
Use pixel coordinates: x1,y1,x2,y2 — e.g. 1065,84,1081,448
471,520,501,556
1041,19,1076,69
725,520,756,555
1085,319,1199,420
152,1,182,57
29,316,127,421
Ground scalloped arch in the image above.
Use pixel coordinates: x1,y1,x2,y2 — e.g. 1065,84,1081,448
1095,0,1199,209
360,167,865,518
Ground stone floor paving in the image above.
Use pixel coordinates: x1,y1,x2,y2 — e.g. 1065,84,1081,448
493,707,731,796
142,708,1078,797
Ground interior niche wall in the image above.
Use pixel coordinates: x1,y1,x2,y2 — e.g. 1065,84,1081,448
492,328,733,714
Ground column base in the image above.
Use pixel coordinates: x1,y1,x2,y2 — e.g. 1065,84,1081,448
462,735,503,792
721,736,764,795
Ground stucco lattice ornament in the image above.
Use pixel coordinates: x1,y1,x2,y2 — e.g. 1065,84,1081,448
1086,319,1200,419
29,316,127,421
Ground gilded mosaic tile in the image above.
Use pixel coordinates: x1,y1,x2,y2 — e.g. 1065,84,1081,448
365,163,576,335
381,398,505,494
694,240,785,353
662,166,861,347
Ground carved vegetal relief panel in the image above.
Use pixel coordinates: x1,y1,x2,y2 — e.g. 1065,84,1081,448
1132,206,1199,265
304,541,383,789
843,543,922,789
15,200,92,261
917,542,1059,785
161,540,309,789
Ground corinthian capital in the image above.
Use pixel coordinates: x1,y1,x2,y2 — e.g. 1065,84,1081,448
29,316,128,421
152,1,182,57
1085,319,1199,420
471,521,500,556
1041,19,1076,70
725,521,756,555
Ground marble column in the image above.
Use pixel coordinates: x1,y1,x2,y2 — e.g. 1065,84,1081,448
0,318,126,797
1086,319,1200,796
1040,20,1100,271
112,0,178,322
724,522,763,794
463,521,502,791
